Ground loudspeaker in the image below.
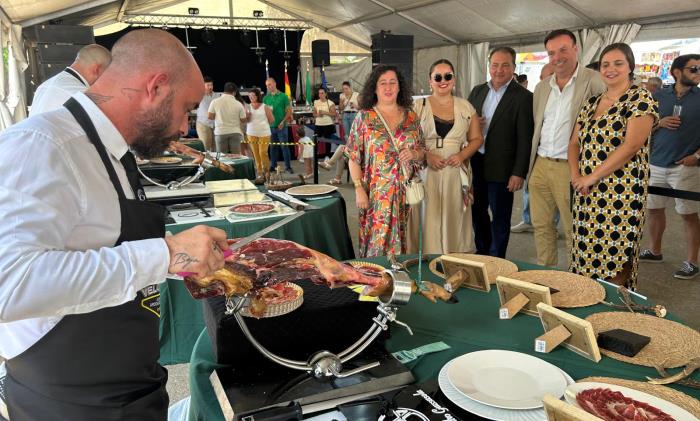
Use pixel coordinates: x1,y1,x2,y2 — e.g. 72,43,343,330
39,62,72,80
371,32,414,90
24,24,95,44
311,39,330,68
36,44,83,63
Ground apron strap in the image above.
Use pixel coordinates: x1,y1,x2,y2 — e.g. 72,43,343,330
63,98,128,201
63,68,86,86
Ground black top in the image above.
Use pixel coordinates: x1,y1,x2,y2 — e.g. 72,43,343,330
434,116,454,139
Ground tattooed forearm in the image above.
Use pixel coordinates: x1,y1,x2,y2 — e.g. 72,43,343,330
173,252,199,269
86,93,113,104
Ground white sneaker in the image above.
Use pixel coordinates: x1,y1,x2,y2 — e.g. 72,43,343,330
511,221,534,233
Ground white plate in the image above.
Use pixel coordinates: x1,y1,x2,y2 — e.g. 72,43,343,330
446,350,568,410
285,184,338,196
565,382,696,420
150,156,183,165
439,358,574,421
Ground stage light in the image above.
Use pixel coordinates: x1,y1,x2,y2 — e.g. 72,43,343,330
201,28,215,46
253,10,264,18
240,30,252,47
188,7,199,15
269,30,281,45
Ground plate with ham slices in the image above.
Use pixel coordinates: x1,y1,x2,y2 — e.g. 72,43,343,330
565,383,695,421
229,202,276,216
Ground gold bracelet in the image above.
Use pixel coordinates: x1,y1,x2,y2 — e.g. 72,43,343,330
353,179,363,189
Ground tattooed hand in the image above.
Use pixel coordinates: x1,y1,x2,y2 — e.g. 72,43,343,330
164,225,229,276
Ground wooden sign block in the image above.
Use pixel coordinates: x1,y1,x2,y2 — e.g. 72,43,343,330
543,395,603,420
536,324,572,353
536,303,601,362
438,255,490,292
496,276,552,317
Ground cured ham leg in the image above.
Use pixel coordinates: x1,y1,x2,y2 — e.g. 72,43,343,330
184,239,390,311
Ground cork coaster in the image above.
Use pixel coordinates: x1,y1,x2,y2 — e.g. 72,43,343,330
586,312,700,368
509,270,606,308
579,376,700,418
429,254,518,284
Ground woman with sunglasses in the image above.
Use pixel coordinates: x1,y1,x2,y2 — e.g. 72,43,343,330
408,59,483,254
569,43,658,289
346,65,425,257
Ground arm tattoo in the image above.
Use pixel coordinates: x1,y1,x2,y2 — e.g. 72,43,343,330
173,252,199,269
86,93,113,104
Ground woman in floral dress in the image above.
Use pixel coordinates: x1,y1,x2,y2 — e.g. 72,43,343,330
346,65,426,257
569,43,658,289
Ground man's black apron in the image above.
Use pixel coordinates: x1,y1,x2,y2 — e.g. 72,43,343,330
63,67,87,87
6,98,168,420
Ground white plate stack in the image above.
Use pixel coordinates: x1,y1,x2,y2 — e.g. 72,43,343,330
438,349,573,421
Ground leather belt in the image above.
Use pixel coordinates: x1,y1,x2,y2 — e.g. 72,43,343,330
538,155,567,163
343,110,357,114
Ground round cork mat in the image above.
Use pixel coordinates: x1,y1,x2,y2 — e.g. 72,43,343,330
508,270,606,308
428,254,518,284
579,376,700,418
586,312,700,368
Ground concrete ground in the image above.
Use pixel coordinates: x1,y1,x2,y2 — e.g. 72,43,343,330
165,158,700,407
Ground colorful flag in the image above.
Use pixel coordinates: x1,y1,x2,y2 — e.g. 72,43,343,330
321,63,327,90
295,64,302,103
284,62,292,99
305,61,312,105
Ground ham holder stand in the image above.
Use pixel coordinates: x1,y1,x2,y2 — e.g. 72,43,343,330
209,266,417,420
224,269,415,379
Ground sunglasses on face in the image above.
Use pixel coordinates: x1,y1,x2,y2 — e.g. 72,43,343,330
684,66,700,74
433,73,454,83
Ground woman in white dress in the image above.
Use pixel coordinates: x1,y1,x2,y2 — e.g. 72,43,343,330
409,59,484,254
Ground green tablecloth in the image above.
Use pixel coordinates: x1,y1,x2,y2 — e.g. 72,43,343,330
204,158,255,181
159,194,354,365
186,256,700,421
181,139,205,152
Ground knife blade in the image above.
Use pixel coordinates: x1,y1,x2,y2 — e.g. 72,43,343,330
176,211,305,278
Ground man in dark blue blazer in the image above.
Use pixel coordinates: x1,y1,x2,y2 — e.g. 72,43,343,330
467,47,534,257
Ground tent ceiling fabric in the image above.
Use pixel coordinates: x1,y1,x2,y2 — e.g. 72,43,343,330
2,0,699,48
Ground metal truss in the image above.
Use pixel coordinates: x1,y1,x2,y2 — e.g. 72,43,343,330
120,13,312,30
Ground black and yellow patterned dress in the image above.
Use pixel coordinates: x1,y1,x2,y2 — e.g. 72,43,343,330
570,86,658,288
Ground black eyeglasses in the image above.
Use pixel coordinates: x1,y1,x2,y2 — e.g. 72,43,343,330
684,66,700,74
433,72,454,83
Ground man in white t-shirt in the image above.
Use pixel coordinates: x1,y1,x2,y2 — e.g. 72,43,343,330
29,44,111,116
208,82,246,153
196,76,218,151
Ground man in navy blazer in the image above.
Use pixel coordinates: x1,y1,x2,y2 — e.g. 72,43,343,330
467,47,534,258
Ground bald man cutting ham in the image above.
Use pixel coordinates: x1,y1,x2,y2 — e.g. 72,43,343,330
0,29,228,420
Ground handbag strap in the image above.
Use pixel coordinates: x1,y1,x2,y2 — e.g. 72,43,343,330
373,106,412,180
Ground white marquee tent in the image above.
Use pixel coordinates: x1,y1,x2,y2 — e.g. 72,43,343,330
0,0,698,126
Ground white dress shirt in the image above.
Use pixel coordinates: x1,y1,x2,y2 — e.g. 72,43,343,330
480,80,509,154
0,92,170,359
208,94,246,136
197,93,218,128
29,67,88,116
537,65,580,159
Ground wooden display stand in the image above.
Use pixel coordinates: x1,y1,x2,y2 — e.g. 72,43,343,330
496,276,552,319
536,303,601,362
438,255,490,292
543,395,603,420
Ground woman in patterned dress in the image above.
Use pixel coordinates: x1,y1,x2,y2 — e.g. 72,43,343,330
346,65,426,257
568,43,658,288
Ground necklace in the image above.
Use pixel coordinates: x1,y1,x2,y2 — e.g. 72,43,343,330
604,83,631,102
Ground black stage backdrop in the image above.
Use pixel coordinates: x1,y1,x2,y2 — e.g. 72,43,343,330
96,27,304,95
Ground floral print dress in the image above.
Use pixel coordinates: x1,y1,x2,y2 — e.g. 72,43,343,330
345,108,424,257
